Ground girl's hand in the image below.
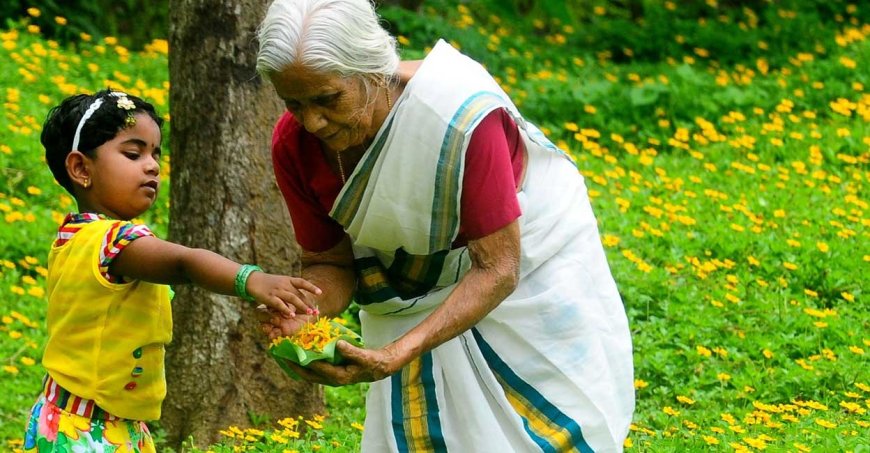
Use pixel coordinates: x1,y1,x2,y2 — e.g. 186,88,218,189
246,272,321,318
283,341,401,386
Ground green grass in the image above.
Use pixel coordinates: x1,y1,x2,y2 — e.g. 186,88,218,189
2,2,868,452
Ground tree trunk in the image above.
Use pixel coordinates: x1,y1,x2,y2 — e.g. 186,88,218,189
164,0,323,448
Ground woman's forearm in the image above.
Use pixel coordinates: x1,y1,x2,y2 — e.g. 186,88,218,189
302,263,355,318
300,235,357,318
385,221,520,373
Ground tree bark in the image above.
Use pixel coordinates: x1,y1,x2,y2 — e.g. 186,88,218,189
164,0,323,448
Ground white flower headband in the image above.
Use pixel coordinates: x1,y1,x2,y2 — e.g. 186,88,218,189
70,91,137,152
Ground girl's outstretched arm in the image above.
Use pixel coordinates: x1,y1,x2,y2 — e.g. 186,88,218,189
110,236,321,317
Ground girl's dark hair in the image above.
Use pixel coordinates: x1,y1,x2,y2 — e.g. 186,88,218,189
41,89,164,194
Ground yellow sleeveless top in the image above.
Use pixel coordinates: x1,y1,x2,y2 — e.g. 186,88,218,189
43,218,172,421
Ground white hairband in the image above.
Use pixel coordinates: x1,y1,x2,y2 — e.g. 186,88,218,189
70,91,130,152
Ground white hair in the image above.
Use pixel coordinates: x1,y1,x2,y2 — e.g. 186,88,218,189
257,0,399,81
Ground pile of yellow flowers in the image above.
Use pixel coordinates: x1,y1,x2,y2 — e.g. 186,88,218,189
270,317,345,353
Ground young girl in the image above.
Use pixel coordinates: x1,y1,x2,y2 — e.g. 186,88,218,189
24,89,320,452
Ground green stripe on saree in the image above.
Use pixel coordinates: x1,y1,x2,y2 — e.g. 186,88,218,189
331,116,396,227
429,91,505,251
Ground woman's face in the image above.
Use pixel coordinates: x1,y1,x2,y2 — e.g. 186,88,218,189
270,64,377,152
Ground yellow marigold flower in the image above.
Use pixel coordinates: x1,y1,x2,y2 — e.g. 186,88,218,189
662,406,680,416
762,349,774,359
803,289,818,298
794,443,811,452
783,261,798,270
816,241,829,252
54,16,67,25
20,357,35,366
849,346,864,355
841,291,854,302
623,438,633,448
3,365,19,374
633,379,649,390
702,435,719,445
27,25,40,34
717,372,731,381
27,7,40,17
351,422,365,431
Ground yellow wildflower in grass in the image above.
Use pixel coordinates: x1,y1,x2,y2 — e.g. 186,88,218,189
676,395,695,405
848,346,864,355
702,435,719,445
54,16,67,25
20,357,35,366
717,372,731,382
662,406,680,416
814,418,836,428
304,419,323,430
783,261,798,270
634,379,649,389
27,7,40,17
3,365,19,374
841,291,854,302
351,422,365,431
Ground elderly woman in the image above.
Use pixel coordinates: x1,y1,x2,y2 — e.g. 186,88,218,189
256,0,634,451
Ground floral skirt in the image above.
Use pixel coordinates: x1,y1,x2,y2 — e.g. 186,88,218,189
24,377,155,452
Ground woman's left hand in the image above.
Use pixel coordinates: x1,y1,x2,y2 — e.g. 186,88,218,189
284,341,400,386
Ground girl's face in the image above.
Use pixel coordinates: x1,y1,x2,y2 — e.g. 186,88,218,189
269,64,382,153
76,113,162,220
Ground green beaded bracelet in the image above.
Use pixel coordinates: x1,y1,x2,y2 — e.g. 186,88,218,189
234,264,263,303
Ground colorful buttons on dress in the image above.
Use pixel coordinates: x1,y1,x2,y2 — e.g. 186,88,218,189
132,347,143,358
124,382,137,390
131,366,143,377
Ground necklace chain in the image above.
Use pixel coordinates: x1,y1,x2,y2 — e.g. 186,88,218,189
337,87,392,184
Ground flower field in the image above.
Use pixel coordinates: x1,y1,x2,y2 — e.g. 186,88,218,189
0,1,867,452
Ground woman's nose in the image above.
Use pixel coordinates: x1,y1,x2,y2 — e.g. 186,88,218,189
300,106,327,133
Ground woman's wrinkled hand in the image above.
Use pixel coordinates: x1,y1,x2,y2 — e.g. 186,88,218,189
281,341,402,386
256,305,317,340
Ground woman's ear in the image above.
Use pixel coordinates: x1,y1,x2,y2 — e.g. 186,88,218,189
66,151,92,189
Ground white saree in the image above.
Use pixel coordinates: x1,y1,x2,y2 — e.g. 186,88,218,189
329,40,634,452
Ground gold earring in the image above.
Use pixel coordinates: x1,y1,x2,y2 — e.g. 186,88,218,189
83,179,90,188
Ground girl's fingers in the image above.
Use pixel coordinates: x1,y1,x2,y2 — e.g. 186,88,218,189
266,296,295,317
291,277,322,295
277,290,316,315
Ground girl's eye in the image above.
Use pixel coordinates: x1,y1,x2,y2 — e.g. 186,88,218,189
123,151,140,160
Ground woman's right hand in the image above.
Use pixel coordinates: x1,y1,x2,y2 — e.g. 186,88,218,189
257,305,317,340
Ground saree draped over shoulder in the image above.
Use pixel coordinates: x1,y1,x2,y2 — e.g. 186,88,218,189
330,40,635,453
